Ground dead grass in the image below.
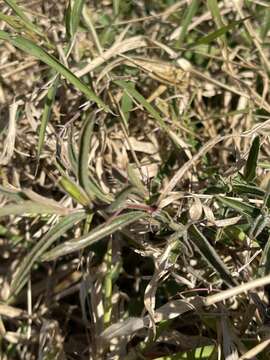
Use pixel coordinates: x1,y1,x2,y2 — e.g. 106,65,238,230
0,0,270,359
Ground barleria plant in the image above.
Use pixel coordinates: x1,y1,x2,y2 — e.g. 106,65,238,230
1,0,270,359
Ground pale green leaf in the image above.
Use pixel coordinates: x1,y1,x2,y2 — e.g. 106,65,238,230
42,211,147,261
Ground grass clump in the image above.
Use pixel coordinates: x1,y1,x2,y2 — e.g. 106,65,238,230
0,0,270,359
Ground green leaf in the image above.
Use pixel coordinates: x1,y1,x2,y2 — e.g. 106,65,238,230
120,85,134,124
37,76,59,160
59,176,89,207
42,211,147,261
244,136,260,182
154,345,216,359
177,0,199,46
188,224,237,287
4,0,45,39
0,200,71,218
65,0,85,40
232,182,265,198
106,186,134,213
207,0,224,28
67,127,79,175
261,7,270,40
54,158,85,207
114,80,167,130
216,196,260,218
114,80,190,151
127,164,147,197
189,17,250,48
0,31,109,111
38,0,85,158
0,12,24,32
10,211,86,298
78,115,113,204
260,235,270,276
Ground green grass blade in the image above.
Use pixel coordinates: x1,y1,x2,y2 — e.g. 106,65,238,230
55,158,89,207
260,236,270,276
114,80,190,152
0,31,109,111
67,127,79,175
78,115,112,204
37,76,59,160
65,0,85,40
4,0,45,38
232,182,265,198
59,176,90,207
0,200,71,217
41,211,147,261
106,186,134,213
127,164,147,197
114,80,167,130
243,136,260,182
177,0,199,46
261,7,270,40
120,86,134,125
207,0,224,28
38,1,85,158
216,196,260,218
189,17,250,48
0,12,24,32
188,224,237,287
10,211,86,298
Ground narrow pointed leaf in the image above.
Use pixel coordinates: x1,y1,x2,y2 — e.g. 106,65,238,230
39,0,85,158
189,17,250,48
67,127,79,175
207,0,224,28
0,31,109,111
0,200,71,218
37,76,59,160
127,164,147,196
10,211,86,298
42,211,146,261
78,115,112,203
216,196,260,218
65,0,85,40
232,182,265,198
114,80,167,130
59,176,90,207
244,136,260,182
188,224,237,287
106,186,134,213
177,0,199,46
260,236,270,276
4,0,45,38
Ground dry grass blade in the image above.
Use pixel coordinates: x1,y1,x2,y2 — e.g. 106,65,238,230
101,299,195,341
205,274,270,306
75,36,148,77
0,304,25,318
239,337,270,360
2,1,270,358
144,240,177,336
0,100,21,165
